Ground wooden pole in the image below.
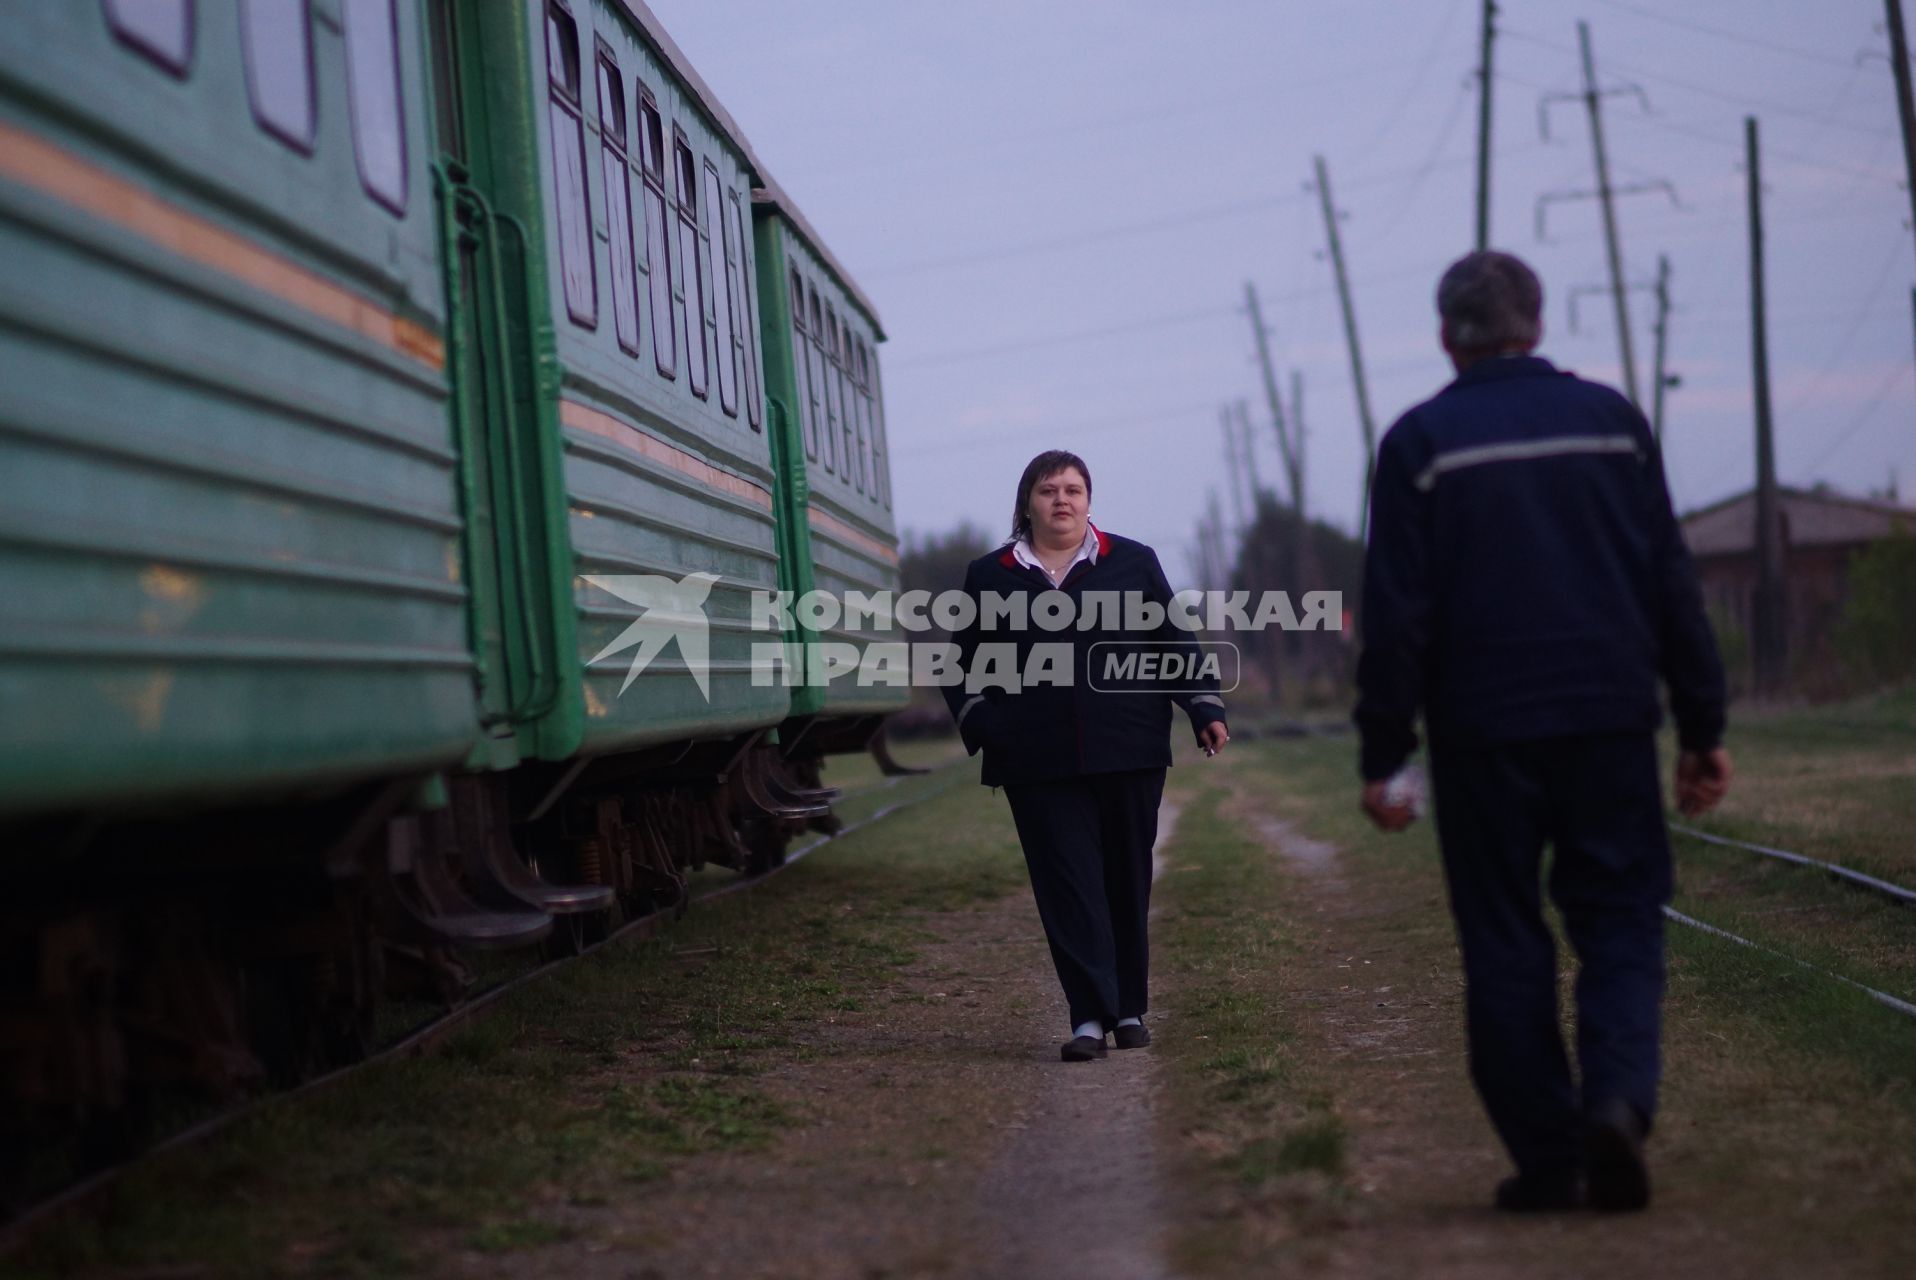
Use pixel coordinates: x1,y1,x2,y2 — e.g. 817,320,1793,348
1475,0,1498,250
1579,21,1642,409
1244,282,1303,516
1650,253,1672,444
1747,116,1788,695
1314,154,1378,532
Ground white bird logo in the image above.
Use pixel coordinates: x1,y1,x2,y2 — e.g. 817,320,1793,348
583,572,722,701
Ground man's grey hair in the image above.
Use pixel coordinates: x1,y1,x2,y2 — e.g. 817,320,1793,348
1436,251,1543,352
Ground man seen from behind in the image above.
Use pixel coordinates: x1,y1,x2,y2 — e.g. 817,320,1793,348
1353,250,1733,1213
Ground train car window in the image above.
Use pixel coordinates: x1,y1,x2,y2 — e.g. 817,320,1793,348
425,0,465,160
869,344,891,509
673,131,708,399
814,291,839,475
343,0,408,214
104,0,194,75
702,164,738,417
729,193,761,432
637,86,674,378
790,269,817,459
808,286,833,473
848,323,870,496
240,0,314,151
856,340,883,506
596,47,640,355
544,3,594,325
836,313,862,493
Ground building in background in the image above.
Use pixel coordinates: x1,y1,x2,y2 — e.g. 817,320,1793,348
1681,485,1915,696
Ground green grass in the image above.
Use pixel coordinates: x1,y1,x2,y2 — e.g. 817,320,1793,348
10,762,1024,1280
1240,725,1916,1101
1155,783,1346,1193
1679,683,1916,882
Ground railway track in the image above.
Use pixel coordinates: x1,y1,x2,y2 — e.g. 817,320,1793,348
1,759,972,1246
1669,822,1916,908
1665,820,1916,1024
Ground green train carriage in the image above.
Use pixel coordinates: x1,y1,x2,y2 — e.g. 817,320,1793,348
752,178,908,747
0,0,907,1137
0,0,471,819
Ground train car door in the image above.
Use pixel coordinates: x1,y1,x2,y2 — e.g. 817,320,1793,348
424,0,574,766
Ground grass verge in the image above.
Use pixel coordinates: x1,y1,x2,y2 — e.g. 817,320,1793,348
11,761,1024,1279
1153,779,1348,1272
1217,728,1916,1272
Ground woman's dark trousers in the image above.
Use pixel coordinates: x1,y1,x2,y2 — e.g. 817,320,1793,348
1004,767,1167,1031
1429,731,1672,1179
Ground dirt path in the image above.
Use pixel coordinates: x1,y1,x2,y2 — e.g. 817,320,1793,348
451,803,1185,1280
977,803,1181,1280
1214,759,1914,1279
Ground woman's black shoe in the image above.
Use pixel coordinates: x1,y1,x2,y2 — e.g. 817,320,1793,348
1113,1022,1151,1049
1060,1034,1107,1061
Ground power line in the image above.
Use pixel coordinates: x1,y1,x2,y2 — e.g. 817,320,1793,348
1502,26,1897,138
891,262,1442,371
1349,0,1473,157
864,143,1556,281
896,399,1221,459
1802,360,1914,476
1592,0,1859,69
1358,80,1478,251
1779,232,1912,418
804,53,1447,183
864,193,1310,281
1622,109,1905,187
890,305,1239,370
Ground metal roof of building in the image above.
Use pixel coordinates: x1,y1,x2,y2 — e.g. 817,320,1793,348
1680,486,1915,557
613,2,885,338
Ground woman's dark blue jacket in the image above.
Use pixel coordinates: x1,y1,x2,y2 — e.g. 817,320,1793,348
941,529,1228,788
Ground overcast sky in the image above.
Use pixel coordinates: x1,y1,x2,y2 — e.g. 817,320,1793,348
648,0,1916,580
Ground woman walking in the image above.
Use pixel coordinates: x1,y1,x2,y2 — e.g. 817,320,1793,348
943,450,1229,1061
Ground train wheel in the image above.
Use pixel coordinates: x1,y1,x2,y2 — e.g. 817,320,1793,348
738,814,788,876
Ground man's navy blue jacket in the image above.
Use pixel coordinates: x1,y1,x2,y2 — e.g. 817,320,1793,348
943,529,1228,788
1354,355,1725,781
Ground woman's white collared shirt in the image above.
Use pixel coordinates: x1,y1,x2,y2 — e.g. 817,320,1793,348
1012,524,1100,586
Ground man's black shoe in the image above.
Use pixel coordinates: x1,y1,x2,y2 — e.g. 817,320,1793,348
1494,1172,1583,1212
1060,1034,1107,1062
1585,1098,1651,1211
1113,1021,1150,1050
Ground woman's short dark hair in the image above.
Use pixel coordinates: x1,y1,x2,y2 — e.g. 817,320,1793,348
1436,250,1543,353
1011,450,1091,542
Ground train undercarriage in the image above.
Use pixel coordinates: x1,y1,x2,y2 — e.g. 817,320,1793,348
0,716,917,1199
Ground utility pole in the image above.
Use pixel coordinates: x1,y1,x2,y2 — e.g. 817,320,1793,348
1579,21,1641,409
1284,367,1318,689
1233,399,1266,510
1314,154,1379,532
1475,0,1498,250
1887,0,1916,249
1244,282,1303,516
1650,254,1674,445
1747,117,1789,696
1219,408,1247,537
1884,1,1916,367
1202,490,1230,592
1287,371,1306,517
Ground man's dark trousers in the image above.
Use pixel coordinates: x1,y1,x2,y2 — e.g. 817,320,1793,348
1003,768,1165,1031
1429,731,1672,1178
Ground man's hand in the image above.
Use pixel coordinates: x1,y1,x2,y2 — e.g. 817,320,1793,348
1198,722,1229,757
1675,746,1733,816
1361,780,1416,832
